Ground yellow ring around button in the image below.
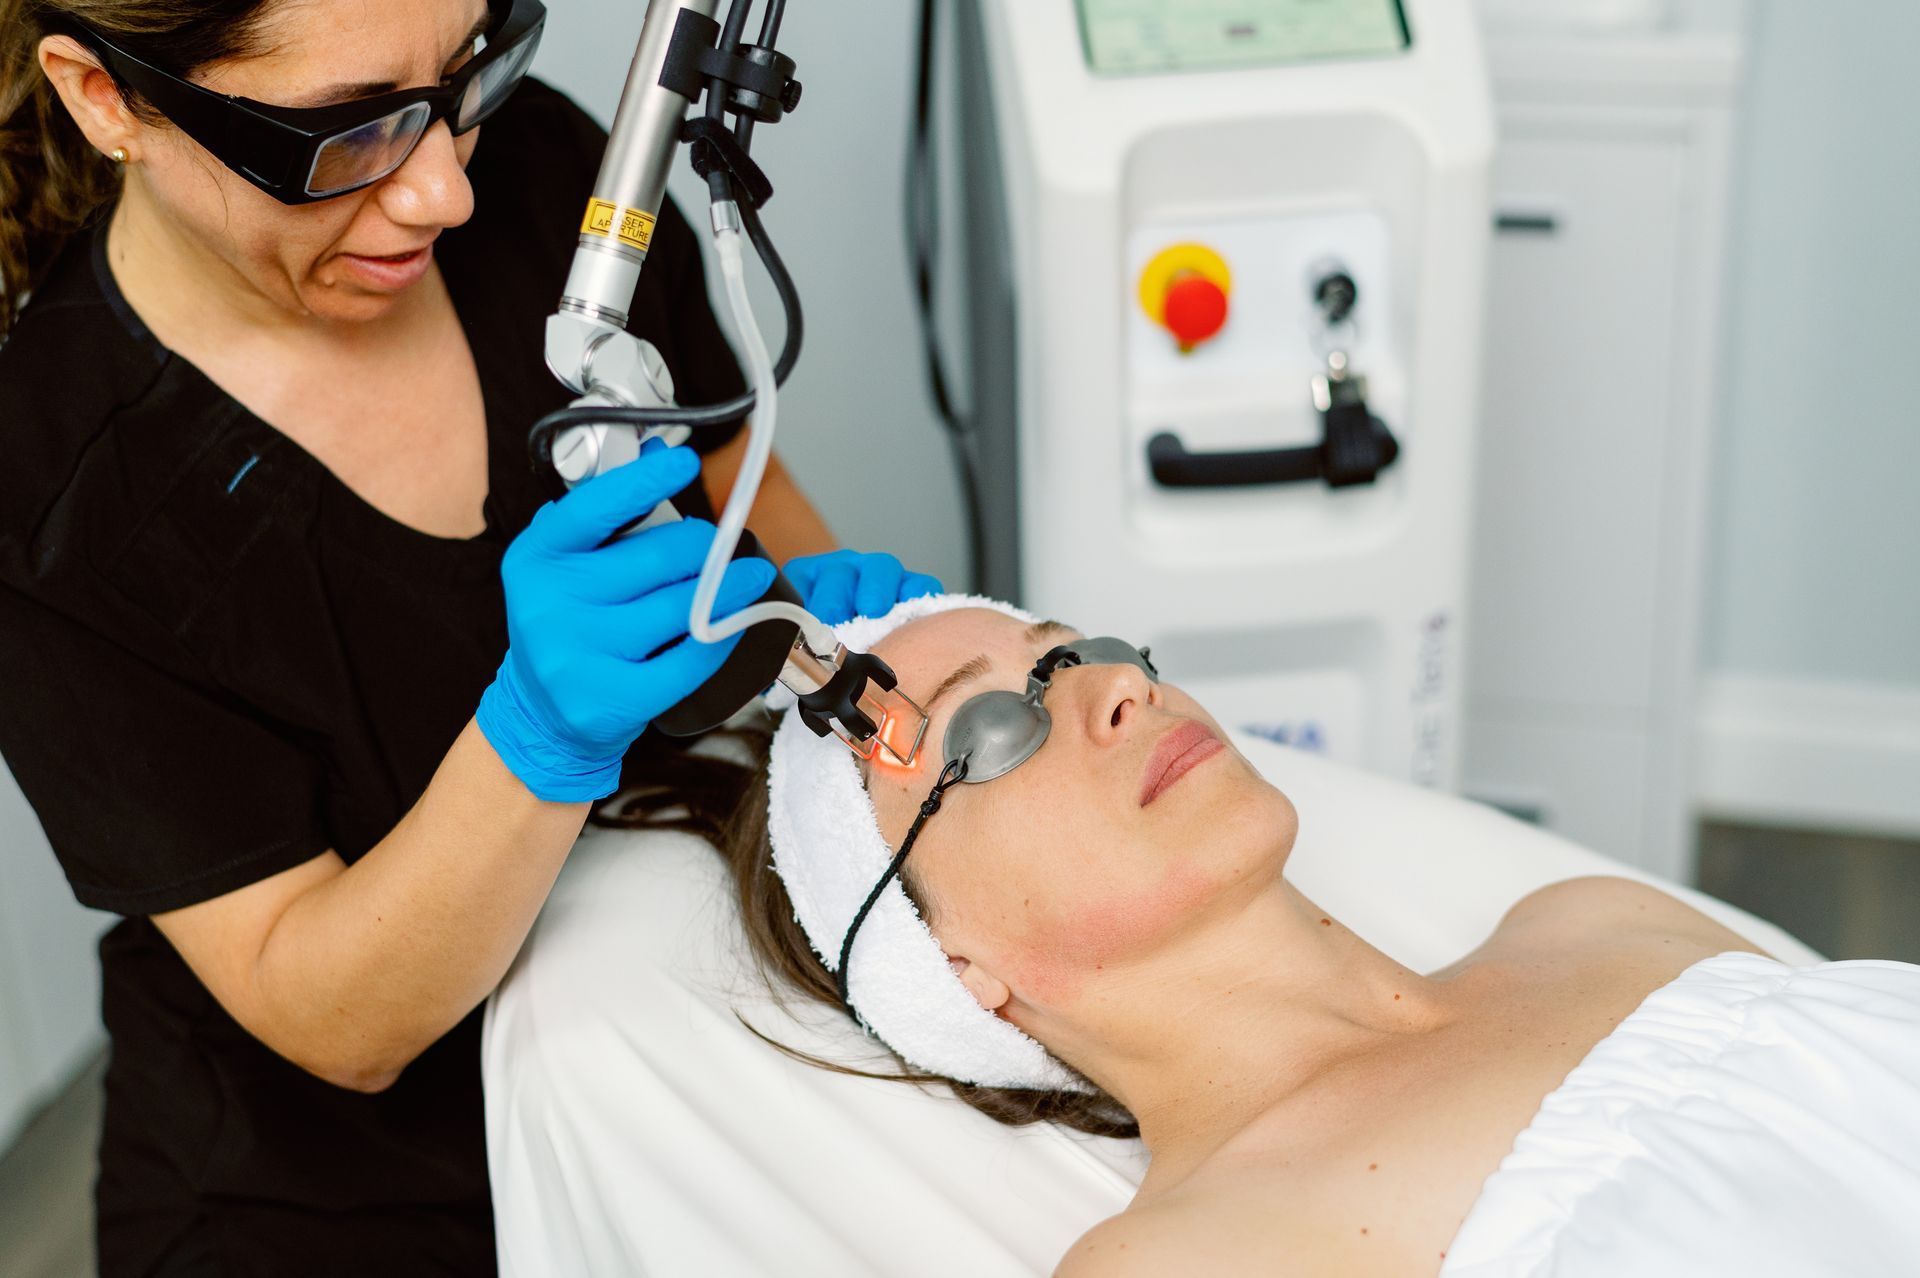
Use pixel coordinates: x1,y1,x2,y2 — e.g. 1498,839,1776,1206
1138,243,1232,328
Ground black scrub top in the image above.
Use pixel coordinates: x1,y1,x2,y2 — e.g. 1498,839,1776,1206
0,78,745,1275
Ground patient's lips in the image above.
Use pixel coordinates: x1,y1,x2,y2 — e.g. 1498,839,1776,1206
1139,719,1224,807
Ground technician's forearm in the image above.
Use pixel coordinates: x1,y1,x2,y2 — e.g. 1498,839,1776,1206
751,452,838,562
251,719,587,1089
702,441,838,562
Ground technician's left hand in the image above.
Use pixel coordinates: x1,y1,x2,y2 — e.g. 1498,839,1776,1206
784,550,942,625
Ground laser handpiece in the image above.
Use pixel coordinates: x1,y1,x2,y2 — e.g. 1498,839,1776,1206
783,639,929,768
533,0,926,767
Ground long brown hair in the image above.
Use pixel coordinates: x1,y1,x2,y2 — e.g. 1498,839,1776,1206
0,0,275,339
602,723,1140,1141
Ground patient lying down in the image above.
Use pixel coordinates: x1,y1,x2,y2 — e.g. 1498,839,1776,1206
693,596,1920,1277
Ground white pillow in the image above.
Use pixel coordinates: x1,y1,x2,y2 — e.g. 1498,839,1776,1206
484,735,1818,1277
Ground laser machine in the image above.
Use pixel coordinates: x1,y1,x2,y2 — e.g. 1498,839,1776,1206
942,0,1495,785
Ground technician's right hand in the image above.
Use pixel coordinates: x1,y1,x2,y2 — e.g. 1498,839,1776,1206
477,443,777,803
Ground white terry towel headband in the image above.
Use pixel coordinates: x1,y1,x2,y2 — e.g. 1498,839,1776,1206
766,593,1091,1092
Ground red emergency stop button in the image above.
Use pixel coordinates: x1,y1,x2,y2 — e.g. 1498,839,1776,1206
1163,274,1229,350
1138,243,1233,354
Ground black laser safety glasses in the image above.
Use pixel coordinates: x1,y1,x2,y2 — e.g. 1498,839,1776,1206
63,0,545,204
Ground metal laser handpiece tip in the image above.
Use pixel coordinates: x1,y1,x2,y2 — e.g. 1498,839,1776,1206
865,687,929,769
785,641,929,768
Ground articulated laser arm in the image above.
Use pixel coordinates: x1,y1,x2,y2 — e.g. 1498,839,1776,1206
533,0,927,765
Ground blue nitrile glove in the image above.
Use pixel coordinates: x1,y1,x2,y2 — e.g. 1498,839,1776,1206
478,443,778,802
782,550,943,626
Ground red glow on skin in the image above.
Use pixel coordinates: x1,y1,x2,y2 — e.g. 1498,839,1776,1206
859,700,931,771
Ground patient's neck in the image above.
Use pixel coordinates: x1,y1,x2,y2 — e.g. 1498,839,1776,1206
1029,883,1455,1193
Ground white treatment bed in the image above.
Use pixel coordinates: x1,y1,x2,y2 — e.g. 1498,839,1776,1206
483,734,1822,1276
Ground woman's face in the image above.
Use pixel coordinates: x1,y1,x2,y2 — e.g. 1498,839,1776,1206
865,609,1298,1015
85,0,490,323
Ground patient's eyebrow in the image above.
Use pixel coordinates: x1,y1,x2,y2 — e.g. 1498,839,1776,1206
921,621,1077,713
923,654,993,714
1025,619,1074,646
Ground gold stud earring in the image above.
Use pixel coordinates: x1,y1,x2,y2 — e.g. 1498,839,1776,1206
110,147,128,164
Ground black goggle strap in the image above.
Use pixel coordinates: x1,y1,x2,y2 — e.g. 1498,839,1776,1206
835,755,969,1016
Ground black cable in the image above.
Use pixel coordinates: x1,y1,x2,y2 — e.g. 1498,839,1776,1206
835,757,968,1016
733,0,790,153
906,0,986,593
707,0,754,201
909,0,959,432
757,0,787,45
740,196,804,383
718,0,755,56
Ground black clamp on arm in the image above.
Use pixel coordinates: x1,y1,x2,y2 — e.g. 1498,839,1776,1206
659,10,803,124
797,650,898,744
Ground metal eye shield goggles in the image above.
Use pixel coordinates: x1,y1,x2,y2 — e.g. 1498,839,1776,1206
940,636,1159,784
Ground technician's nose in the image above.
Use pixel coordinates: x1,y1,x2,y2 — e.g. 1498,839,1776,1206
377,121,475,230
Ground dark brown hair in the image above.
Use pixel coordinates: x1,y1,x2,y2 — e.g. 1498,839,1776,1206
602,724,1140,1140
0,0,275,338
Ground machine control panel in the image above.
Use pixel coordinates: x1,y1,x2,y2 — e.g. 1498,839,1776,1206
1077,0,1411,75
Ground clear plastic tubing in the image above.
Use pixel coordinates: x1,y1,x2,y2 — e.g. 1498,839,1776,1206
687,200,833,653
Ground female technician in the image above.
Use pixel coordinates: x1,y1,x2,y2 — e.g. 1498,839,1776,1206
0,0,936,1270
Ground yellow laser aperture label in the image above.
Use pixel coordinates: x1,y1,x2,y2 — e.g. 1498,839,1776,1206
580,199,655,252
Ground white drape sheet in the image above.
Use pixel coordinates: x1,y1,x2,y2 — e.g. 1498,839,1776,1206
1440,951,1920,1277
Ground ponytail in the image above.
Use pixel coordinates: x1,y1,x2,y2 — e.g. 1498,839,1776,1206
0,0,274,341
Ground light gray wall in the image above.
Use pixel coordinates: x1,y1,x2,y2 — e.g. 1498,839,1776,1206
529,0,971,588
1704,0,1920,687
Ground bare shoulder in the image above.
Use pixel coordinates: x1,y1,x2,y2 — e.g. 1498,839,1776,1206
1055,1184,1373,1278
1499,875,1770,958
1054,1207,1192,1278
1054,1198,1305,1278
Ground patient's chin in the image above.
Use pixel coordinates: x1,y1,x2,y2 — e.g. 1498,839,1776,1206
1199,775,1299,884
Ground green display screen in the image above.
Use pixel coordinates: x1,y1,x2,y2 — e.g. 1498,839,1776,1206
1077,0,1411,75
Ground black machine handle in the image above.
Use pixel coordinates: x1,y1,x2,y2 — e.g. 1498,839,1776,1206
1146,434,1322,488
1147,401,1400,491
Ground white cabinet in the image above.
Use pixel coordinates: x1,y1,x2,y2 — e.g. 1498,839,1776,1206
0,761,107,1150
1462,30,1742,880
